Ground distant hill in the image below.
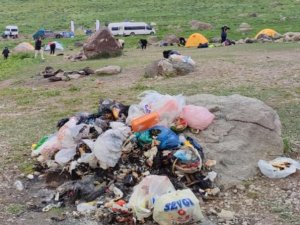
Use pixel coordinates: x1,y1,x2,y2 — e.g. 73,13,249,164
0,0,299,39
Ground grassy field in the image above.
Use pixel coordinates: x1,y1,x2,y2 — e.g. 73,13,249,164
0,0,300,40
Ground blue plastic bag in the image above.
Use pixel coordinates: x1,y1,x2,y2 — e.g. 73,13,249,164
151,126,179,150
186,136,204,159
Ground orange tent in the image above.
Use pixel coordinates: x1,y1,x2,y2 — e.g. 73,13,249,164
185,33,208,47
255,29,279,39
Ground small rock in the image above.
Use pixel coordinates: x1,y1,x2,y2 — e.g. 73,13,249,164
33,171,41,176
249,184,255,189
242,222,248,225
14,180,24,191
208,187,221,196
245,199,253,206
27,174,34,180
38,174,45,180
217,209,235,220
95,65,122,75
233,189,238,194
208,208,218,215
19,173,25,178
13,165,18,170
236,184,246,191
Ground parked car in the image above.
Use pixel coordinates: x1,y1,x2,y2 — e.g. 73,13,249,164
57,31,74,38
33,29,74,39
2,25,19,38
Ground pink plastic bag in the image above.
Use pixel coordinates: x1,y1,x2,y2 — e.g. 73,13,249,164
181,105,214,130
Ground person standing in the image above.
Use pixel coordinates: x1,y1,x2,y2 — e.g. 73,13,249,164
35,37,45,59
221,26,229,43
49,42,56,55
2,47,10,59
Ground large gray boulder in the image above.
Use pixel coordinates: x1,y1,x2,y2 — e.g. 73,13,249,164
145,59,195,78
283,32,300,42
83,28,122,59
237,22,252,33
187,94,283,189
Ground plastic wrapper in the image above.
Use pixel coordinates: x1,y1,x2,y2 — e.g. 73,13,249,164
258,157,300,179
126,104,145,125
57,117,78,149
153,126,180,150
153,189,203,225
128,175,175,220
138,90,185,116
32,134,60,158
93,123,130,169
55,148,76,166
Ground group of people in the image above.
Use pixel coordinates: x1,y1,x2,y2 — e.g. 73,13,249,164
2,26,234,60
2,37,57,60
34,38,57,60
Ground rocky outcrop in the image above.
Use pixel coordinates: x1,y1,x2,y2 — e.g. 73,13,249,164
283,32,300,42
187,94,283,189
83,28,122,59
145,58,195,78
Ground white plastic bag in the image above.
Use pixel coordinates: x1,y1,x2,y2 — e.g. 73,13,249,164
169,55,195,66
70,124,90,142
138,90,185,115
93,123,130,169
54,148,76,166
258,157,300,179
128,175,175,221
153,189,203,225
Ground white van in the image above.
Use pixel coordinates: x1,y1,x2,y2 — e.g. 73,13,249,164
108,22,155,36
3,25,19,38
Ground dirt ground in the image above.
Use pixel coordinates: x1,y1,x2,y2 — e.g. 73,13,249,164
0,43,299,225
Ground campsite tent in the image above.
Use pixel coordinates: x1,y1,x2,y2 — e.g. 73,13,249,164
13,42,34,52
255,29,279,39
185,33,208,47
44,41,64,51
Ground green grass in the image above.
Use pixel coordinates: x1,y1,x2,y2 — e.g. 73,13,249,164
6,203,26,215
0,0,300,40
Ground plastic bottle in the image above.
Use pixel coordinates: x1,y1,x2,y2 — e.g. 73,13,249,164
131,112,160,132
131,100,179,132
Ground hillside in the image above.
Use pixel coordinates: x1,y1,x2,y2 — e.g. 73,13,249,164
0,0,300,39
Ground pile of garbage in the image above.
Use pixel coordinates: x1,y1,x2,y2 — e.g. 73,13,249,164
40,66,95,82
31,91,217,224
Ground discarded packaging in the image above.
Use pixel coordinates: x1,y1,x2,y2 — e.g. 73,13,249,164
258,157,300,178
14,180,24,191
77,202,97,214
128,175,175,220
181,105,215,130
153,189,204,225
